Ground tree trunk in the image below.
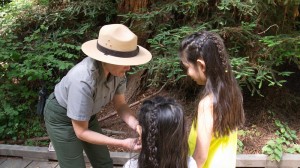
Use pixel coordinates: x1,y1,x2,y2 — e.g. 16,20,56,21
117,0,150,13
117,0,152,46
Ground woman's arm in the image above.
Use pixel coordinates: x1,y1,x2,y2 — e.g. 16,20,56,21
113,94,139,131
193,96,214,168
71,94,141,150
71,119,141,150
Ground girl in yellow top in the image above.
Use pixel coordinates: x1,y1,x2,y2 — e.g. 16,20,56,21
179,31,245,168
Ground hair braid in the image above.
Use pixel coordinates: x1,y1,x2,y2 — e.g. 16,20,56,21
147,108,159,168
179,31,245,138
187,32,205,48
184,31,229,72
195,34,208,52
207,34,228,72
137,96,189,168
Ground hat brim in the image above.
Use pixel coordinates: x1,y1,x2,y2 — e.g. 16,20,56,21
81,39,152,66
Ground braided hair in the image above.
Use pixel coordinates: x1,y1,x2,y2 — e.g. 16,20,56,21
179,31,245,137
137,96,189,168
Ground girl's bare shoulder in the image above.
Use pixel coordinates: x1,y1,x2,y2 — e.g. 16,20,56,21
197,94,214,120
198,94,213,110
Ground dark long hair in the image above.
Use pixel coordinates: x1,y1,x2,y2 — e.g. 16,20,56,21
137,96,189,168
179,31,245,137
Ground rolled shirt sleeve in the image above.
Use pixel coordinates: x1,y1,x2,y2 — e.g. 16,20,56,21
67,79,94,121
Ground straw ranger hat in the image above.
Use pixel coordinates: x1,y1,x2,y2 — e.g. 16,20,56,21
81,24,152,66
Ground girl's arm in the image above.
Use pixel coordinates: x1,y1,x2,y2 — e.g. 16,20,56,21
193,96,214,168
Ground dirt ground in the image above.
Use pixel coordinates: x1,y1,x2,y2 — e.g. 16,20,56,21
98,71,300,154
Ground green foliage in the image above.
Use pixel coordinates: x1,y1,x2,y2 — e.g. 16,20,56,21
237,138,244,154
132,26,207,86
262,138,284,162
260,35,300,67
1,0,300,149
120,0,299,95
0,0,116,142
274,120,298,144
24,118,49,146
0,0,33,32
237,130,246,154
238,125,262,153
231,55,293,96
222,22,298,96
262,119,300,162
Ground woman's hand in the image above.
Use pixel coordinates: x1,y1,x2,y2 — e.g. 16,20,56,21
122,138,142,151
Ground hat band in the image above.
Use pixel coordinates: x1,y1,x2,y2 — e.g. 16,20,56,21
97,42,139,58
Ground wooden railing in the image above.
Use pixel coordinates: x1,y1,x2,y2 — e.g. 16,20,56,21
0,144,299,168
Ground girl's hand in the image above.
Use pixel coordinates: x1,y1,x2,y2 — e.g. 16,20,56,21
122,138,142,151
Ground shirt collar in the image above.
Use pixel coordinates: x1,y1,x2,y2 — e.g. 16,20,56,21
95,61,115,83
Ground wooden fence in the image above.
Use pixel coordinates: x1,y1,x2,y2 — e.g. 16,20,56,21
0,144,299,168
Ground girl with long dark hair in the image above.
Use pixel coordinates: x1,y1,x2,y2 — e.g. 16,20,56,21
123,96,197,168
179,31,245,168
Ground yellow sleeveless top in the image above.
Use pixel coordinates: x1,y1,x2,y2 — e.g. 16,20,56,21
188,121,237,168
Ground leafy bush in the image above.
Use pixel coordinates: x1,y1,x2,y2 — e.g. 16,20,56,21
262,120,300,162
0,0,116,142
121,0,299,96
132,25,208,86
1,0,299,146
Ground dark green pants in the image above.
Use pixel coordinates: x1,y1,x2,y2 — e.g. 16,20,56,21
44,93,113,168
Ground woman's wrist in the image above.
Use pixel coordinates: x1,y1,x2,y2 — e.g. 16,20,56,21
114,138,126,148
127,116,139,131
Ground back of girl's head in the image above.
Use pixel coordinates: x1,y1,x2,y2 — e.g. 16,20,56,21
138,96,188,168
179,31,245,137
